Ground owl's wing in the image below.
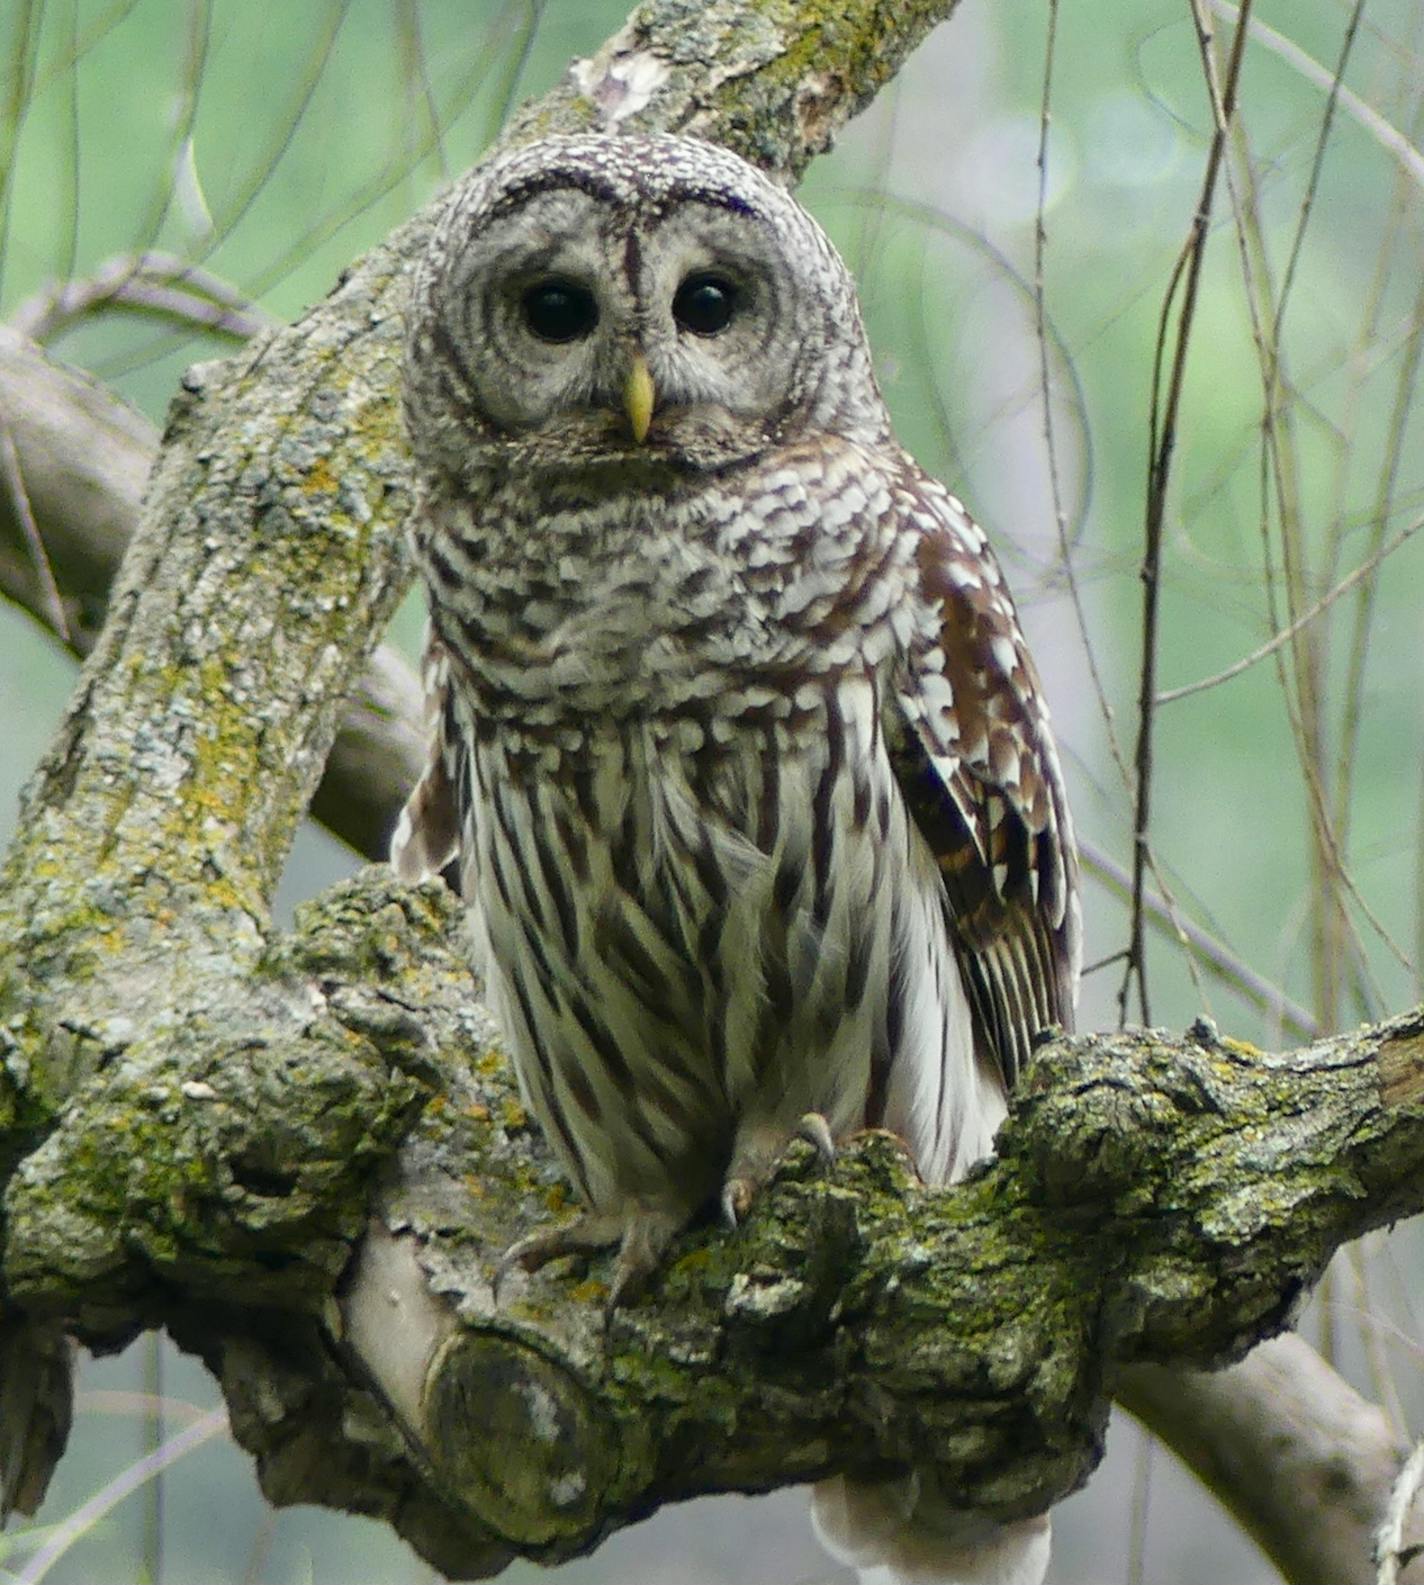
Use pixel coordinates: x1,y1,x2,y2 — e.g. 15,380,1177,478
889,472,1080,1092
390,631,463,884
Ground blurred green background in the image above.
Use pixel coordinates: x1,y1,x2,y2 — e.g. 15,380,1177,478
3,1,1423,1581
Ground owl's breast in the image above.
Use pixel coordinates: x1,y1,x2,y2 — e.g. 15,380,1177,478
420,446,920,724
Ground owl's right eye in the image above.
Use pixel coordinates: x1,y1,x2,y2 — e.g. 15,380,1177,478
520,279,599,343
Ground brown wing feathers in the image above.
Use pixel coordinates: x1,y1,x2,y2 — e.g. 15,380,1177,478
893,495,1079,1090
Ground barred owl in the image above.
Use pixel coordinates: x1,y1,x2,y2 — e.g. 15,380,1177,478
394,132,1079,1585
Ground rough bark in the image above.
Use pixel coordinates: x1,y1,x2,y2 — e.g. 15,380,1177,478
0,325,424,862
1,2,1422,1582
8,862,1424,1576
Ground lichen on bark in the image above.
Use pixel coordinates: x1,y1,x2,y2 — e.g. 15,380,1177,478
2,2,1423,1581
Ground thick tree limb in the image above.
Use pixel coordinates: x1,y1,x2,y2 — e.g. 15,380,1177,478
8,869,1424,1575
0,326,425,862
1,3,1422,1581
1121,1336,1421,1585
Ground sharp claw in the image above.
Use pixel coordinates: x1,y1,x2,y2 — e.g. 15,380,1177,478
721,1177,754,1229
493,1229,549,1303
796,1111,837,1169
492,1215,622,1303
605,1257,648,1317
605,1211,683,1316
492,1245,523,1304
499,1207,685,1320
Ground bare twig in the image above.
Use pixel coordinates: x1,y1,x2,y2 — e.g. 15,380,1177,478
1210,0,1424,191
1081,838,1320,1040
1377,1440,1424,1585
1121,0,1253,1027
14,1411,227,1585
1033,0,1134,805
1156,513,1424,705
11,251,276,345
0,420,69,644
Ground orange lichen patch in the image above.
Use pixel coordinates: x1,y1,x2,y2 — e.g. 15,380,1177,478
302,455,340,495
1379,1032,1424,1108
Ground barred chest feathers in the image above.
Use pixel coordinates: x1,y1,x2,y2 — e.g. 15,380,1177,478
414,443,1005,1228
419,437,917,716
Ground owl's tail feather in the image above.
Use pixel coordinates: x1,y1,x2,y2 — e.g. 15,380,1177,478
390,747,459,882
812,1474,1050,1585
390,633,461,883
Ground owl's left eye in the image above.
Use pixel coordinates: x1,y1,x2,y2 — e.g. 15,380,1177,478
673,273,738,336
521,279,599,343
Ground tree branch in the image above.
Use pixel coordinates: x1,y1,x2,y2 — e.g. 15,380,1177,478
2,4,1421,1582
0,325,426,863
8,868,1424,1575
1121,1336,1422,1585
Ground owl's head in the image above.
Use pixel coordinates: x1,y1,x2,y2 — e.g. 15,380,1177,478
404,133,890,483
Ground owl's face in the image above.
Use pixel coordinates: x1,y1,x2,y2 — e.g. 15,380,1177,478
406,135,889,482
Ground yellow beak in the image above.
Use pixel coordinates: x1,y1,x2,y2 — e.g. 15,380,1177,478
623,353,655,444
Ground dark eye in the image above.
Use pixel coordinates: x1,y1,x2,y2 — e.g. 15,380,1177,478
521,279,598,343
673,272,738,335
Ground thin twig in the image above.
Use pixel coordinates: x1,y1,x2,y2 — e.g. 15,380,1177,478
15,1410,227,1584
1033,0,1135,803
1210,0,1424,192
1270,0,1366,343
1270,0,1374,1032
1121,0,1253,1027
1126,1419,1154,1585
1417,760,1424,1004
0,421,70,644
1349,1241,1406,1441
1211,5,1361,1029
1334,234,1424,898
1082,838,1320,1041
1376,1439,1424,1585
11,251,275,344
1156,512,1424,704
242,0,536,302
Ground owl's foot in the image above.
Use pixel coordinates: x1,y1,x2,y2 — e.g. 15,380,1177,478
720,1111,838,1228
495,1205,685,1313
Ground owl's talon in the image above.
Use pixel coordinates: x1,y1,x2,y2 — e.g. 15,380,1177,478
721,1116,837,1230
492,1213,622,1301
796,1111,837,1170
497,1207,685,1315
604,1208,684,1314
721,1177,755,1229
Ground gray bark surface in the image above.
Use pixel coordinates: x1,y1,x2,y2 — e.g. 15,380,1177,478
1,2,1421,1580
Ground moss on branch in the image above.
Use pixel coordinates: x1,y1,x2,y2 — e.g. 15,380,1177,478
2,1,1421,1579
12,869,1417,1572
